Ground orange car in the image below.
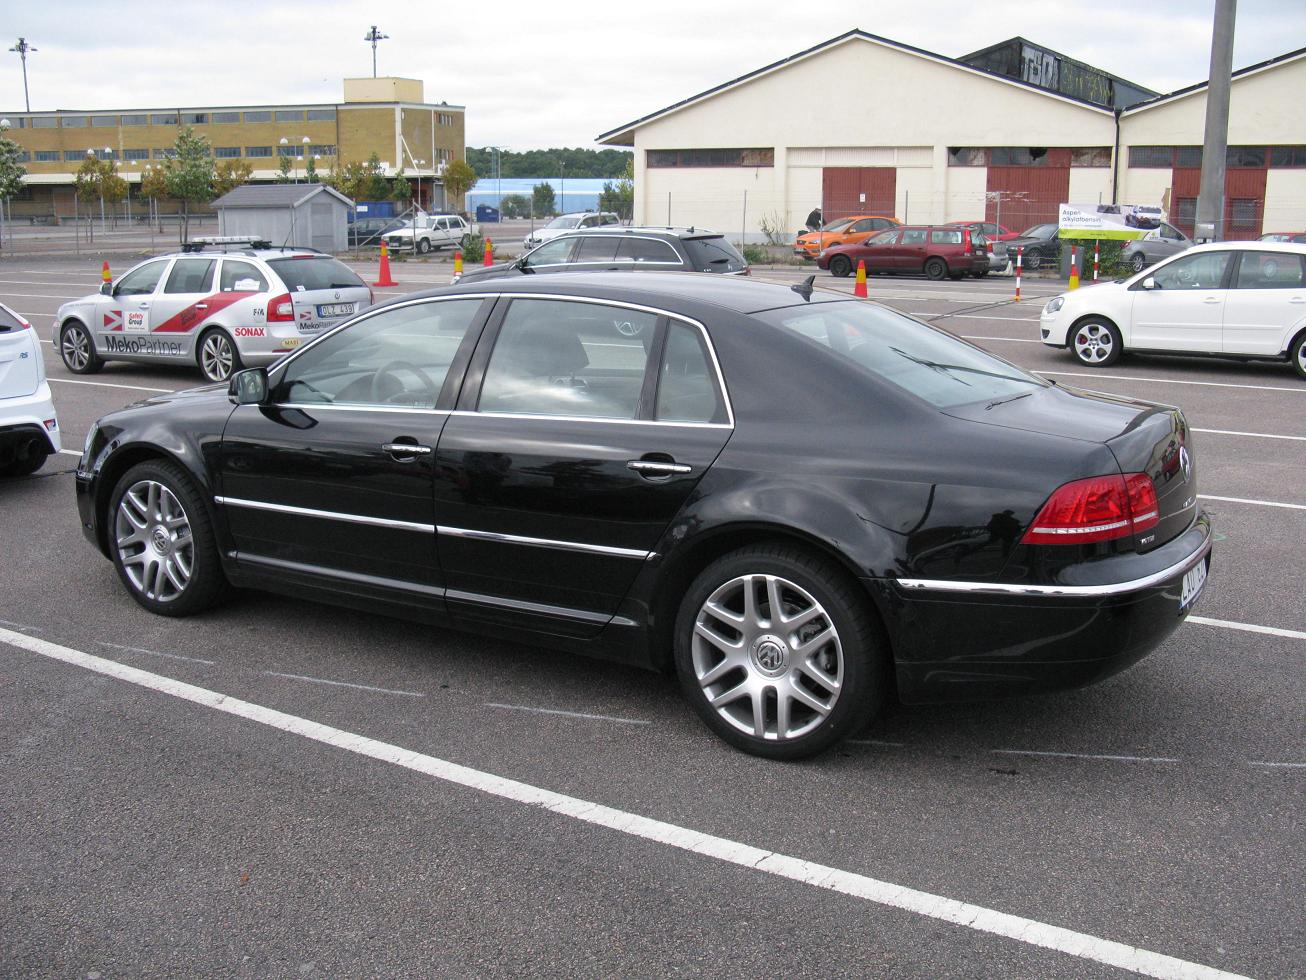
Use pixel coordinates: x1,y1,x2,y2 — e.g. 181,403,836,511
794,215,900,259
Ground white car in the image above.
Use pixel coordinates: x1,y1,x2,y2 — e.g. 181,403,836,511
523,212,622,249
380,214,472,254
56,241,373,383
1040,241,1306,379
0,301,61,477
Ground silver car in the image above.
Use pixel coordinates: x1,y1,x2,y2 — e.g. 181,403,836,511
523,212,622,249
1121,221,1192,273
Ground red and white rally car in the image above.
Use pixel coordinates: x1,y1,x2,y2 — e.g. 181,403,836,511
55,239,373,383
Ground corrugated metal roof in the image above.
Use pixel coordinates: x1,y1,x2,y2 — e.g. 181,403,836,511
212,184,354,209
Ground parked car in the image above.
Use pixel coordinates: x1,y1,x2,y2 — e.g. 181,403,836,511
818,225,990,280
1004,222,1062,270
947,220,1019,243
1121,221,1193,272
76,273,1211,759
794,215,900,259
55,240,373,383
1040,241,1306,378
1126,206,1164,230
454,227,749,284
0,301,61,477
348,216,405,248
523,212,622,249
1259,232,1306,244
381,213,472,254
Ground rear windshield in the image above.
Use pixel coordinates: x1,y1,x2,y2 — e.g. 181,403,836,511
683,236,747,273
0,306,25,331
752,301,1047,409
267,257,366,292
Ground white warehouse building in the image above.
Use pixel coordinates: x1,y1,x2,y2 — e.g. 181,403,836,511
597,30,1306,243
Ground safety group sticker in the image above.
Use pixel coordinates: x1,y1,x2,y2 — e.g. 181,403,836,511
125,311,149,333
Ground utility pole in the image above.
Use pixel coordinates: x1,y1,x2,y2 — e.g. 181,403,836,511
8,38,36,112
363,26,388,78
1195,0,1236,243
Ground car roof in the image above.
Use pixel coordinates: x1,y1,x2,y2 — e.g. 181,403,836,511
553,226,723,240
136,248,331,261
1186,240,1306,254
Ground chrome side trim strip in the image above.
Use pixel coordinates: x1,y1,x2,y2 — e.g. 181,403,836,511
437,525,651,560
233,552,445,598
215,496,435,534
896,533,1211,598
445,588,623,625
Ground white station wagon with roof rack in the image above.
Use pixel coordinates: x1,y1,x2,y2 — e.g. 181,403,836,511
55,238,373,383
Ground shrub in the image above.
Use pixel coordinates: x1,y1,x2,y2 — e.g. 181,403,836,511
460,234,485,264
757,211,788,247
741,243,770,265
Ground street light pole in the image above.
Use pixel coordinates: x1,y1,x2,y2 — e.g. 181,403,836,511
363,26,389,78
1196,0,1237,242
8,38,36,113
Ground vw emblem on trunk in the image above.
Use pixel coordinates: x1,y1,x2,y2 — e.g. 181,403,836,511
334,291,341,300
1180,446,1192,481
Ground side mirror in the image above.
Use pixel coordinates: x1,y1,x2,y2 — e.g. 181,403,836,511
99,282,113,296
229,367,269,405
1141,276,1157,290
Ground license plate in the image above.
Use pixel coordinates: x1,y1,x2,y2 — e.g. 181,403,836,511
317,303,354,318
1179,559,1207,613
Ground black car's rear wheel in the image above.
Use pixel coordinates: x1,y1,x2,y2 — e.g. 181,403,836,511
1024,250,1044,271
109,460,229,616
60,320,103,374
1071,317,1122,367
674,544,886,759
829,255,853,278
924,257,948,281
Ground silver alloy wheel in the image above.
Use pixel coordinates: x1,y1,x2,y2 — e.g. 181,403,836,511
114,479,194,602
1074,322,1115,364
62,325,92,370
691,573,843,741
200,332,234,381
1297,338,1306,376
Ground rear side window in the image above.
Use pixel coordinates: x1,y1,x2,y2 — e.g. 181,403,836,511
574,236,620,262
618,238,680,263
164,259,215,294
220,260,269,293
1233,252,1306,289
267,257,366,292
931,230,963,245
682,237,746,273
656,322,726,423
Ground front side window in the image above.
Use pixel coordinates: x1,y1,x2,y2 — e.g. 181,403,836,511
524,239,577,266
115,260,168,297
274,300,483,408
656,322,725,424
866,230,899,246
1233,252,1305,290
478,300,655,419
848,219,875,233
1151,251,1232,290
1159,223,1184,241
219,260,268,293
164,259,215,294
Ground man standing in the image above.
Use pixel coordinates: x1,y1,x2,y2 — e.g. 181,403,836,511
805,206,822,232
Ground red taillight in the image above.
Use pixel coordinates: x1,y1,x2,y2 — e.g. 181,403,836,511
1022,473,1159,545
267,293,295,322
962,228,973,255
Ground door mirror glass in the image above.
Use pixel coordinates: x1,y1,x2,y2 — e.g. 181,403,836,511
1141,276,1157,290
230,367,268,405
99,282,112,296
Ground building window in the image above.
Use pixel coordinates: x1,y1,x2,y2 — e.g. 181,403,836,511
214,146,242,158
13,149,30,162
92,148,117,161
151,113,179,126
306,108,336,121
1226,146,1265,168
35,150,60,162
646,148,774,168
30,116,58,129
123,148,150,161
62,115,87,128
1128,146,1173,168
245,146,273,158
1174,146,1202,168
153,148,177,159
244,111,271,123
91,115,118,127
309,144,335,157
948,147,987,166
1269,146,1306,168
275,109,305,122
211,111,240,124
1070,147,1112,167
180,112,208,125
990,147,1052,166
5,117,26,128
121,114,148,127
1175,198,1197,226
63,150,84,161
1229,198,1259,228
277,144,304,158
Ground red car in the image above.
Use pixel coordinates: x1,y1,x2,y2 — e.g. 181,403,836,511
948,220,1019,242
819,225,991,280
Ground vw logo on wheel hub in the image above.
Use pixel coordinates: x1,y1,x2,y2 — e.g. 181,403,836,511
150,526,170,554
750,635,789,676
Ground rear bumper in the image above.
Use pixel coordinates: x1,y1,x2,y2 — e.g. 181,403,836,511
0,381,61,456
877,514,1212,703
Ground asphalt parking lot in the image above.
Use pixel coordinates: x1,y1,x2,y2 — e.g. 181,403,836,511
2,253,1303,979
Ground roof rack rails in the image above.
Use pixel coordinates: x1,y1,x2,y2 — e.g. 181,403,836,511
182,236,272,253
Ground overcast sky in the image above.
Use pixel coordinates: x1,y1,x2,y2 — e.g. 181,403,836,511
4,1,1303,149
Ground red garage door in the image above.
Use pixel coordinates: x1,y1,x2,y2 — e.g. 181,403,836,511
822,168,897,222
986,151,1071,231
1171,167,1266,240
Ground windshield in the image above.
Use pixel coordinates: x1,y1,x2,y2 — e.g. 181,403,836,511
817,218,855,234
546,215,583,230
268,257,366,291
752,301,1047,409
1019,223,1057,239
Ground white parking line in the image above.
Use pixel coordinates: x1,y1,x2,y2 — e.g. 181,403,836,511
0,291,84,300
0,627,1249,980
263,670,426,698
1248,761,1306,769
1187,616,1306,642
1200,494,1306,511
58,449,81,456
992,749,1180,763
484,702,650,726
1193,427,1306,442
1037,371,1304,393
98,641,216,666
49,377,175,393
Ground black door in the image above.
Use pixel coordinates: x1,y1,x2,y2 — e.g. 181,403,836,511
217,296,489,604
434,296,733,636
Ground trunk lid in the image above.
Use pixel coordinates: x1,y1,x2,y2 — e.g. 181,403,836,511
266,256,373,336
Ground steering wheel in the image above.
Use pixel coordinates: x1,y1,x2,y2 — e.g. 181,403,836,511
370,360,437,405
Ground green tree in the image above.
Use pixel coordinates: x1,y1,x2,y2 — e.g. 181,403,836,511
163,126,216,244
140,165,170,226
532,181,555,218
362,153,389,200
497,193,531,219
276,155,292,184
74,156,127,239
599,157,634,221
441,158,477,211
213,158,253,197
466,146,632,179
324,159,365,201
390,170,412,206
304,155,319,184
0,123,28,248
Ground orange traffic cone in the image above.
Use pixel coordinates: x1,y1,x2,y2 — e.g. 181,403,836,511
373,242,397,288
101,260,111,283
1068,246,1080,291
483,238,494,267
853,260,868,298
454,250,463,276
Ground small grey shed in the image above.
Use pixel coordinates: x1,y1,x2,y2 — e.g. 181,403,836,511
212,184,355,253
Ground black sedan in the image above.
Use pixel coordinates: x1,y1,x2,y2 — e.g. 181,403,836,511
1005,222,1062,270
75,273,1212,759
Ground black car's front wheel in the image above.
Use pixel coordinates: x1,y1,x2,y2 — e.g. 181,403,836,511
673,544,886,759
829,255,853,278
1023,249,1044,270
109,460,229,616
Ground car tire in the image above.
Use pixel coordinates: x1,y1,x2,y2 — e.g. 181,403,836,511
416,238,432,255
1291,330,1306,381
829,255,853,278
59,320,104,374
673,544,887,760
925,257,948,281
1024,250,1044,271
1130,252,1147,273
974,269,989,278
0,438,49,477
1070,317,1123,368
108,459,230,617
197,328,242,383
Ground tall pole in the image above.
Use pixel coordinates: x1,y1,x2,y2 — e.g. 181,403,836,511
8,38,36,112
1195,0,1236,243
364,26,388,78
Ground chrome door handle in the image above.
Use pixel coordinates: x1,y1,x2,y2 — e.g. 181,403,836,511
627,460,691,476
1290,297,1305,303
383,443,432,459
195,303,208,310
1203,297,1220,304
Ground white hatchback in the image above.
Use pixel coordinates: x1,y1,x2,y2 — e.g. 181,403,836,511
1040,241,1306,379
0,301,61,477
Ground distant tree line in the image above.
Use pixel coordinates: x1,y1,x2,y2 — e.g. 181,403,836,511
466,146,632,179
